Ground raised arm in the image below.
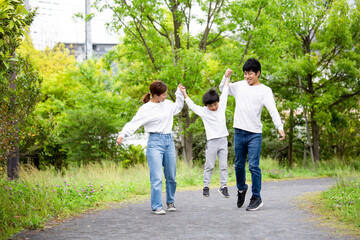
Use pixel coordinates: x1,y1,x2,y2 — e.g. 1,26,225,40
219,77,230,109
219,68,234,96
179,84,205,117
172,84,185,115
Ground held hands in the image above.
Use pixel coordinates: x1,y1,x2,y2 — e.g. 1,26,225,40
178,84,188,98
225,68,233,78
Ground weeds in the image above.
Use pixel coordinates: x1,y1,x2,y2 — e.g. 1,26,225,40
0,158,358,239
321,176,360,228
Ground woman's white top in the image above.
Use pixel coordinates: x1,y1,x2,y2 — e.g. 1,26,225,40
185,86,229,140
118,88,184,138
219,76,283,133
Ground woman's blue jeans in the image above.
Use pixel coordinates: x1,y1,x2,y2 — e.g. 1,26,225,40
234,128,262,198
146,133,177,211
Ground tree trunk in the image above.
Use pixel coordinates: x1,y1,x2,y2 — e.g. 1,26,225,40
170,0,181,51
184,133,193,166
303,142,307,167
287,108,294,167
297,71,315,167
7,137,19,179
310,111,320,161
179,105,193,165
7,64,19,179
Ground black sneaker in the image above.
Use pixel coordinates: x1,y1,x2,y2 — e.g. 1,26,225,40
218,186,230,198
167,203,177,212
203,187,210,197
237,184,248,208
246,196,263,211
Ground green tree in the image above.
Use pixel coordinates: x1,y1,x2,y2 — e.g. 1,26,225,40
56,60,130,164
0,0,41,178
273,0,360,162
221,0,360,165
93,0,230,164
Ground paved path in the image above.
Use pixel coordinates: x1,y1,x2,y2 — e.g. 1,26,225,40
14,178,356,240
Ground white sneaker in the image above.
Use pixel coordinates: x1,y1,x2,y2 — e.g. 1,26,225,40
167,203,177,212
153,208,166,215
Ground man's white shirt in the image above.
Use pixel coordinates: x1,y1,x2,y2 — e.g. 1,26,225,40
219,76,283,133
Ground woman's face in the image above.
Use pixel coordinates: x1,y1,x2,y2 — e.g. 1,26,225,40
153,90,167,102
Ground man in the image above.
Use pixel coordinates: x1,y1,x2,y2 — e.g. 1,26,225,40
219,58,285,211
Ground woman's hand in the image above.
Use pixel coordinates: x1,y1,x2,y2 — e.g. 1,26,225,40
117,136,124,145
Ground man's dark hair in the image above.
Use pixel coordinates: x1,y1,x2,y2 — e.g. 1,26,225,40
202,89,219,106
243,58,261,75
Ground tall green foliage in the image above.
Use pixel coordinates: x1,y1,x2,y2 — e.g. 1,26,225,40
215,0,360,165
93,0,229,164
271,0,360,163
56,60,132,165
0,0,41,178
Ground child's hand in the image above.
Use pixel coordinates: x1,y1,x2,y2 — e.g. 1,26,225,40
225,77,230,86
178,84,188,98
178,84,186,93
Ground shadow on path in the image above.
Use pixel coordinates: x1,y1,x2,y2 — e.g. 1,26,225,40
14,178,355,240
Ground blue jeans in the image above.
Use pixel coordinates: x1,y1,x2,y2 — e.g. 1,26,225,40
146,133,177,211
234,128,262,198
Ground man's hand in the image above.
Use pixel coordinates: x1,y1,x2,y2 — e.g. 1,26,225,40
225,68,233,78
278,130,285,141
117,136,124,145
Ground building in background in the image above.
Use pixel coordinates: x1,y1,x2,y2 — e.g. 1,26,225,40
63,42,117,61
27,0,119,60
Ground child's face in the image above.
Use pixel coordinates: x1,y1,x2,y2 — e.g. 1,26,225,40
206,101,219,111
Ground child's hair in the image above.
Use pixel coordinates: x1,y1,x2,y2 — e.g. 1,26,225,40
243,58,261,75
142,81,168,103
202,89,219,106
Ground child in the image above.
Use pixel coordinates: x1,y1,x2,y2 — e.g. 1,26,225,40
179,77,230,197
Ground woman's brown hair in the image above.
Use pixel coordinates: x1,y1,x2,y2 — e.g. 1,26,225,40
142,81,168,103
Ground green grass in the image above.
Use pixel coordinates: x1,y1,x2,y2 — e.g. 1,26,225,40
0,158,358,240
296,175,360,238
321,176,360,228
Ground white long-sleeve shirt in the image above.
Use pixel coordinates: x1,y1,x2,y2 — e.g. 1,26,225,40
118,88,184,138
219,76,283,133
185,86,229,140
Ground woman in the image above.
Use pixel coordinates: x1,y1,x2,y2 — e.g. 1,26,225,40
117,81,184,215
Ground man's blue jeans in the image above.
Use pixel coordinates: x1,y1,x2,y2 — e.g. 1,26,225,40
146,133,177,211
234,128,262,198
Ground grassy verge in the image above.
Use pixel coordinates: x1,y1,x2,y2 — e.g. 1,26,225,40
0,158,357,239
309,175,360,237
297,175,360,238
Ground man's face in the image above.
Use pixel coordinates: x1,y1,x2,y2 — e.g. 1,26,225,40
206,101,219,111
244,71,261,86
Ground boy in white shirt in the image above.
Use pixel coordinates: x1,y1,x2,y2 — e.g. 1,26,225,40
219,58,285,211
179,78,230,198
